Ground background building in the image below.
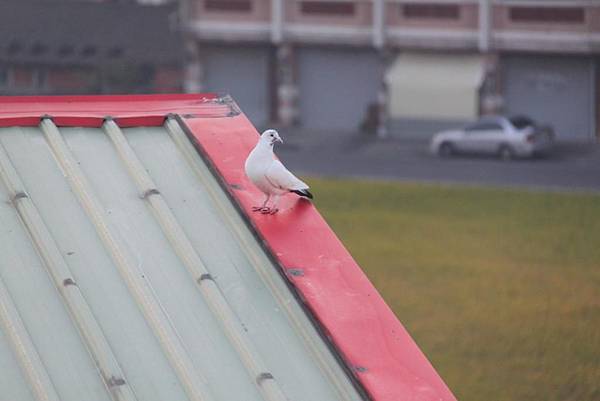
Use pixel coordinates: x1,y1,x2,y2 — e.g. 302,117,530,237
181,0,600,141
0,1,183,95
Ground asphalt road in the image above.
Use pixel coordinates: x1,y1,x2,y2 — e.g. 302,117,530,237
276,130,600,192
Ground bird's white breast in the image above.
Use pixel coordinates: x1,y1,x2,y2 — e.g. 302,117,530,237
245,145,279,194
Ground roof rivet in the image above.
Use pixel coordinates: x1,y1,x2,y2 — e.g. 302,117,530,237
198,273,214,283
256,372,274,385
106,376,126,387
63,278,76,287
140,188,160,199
183,113,203,119
287,268,304,277
11,191,28,204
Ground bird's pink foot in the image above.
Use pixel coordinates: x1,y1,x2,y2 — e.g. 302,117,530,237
268,208,279,215
252,206,270,212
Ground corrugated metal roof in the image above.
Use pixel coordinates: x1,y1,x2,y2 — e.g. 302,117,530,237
0,116,362,400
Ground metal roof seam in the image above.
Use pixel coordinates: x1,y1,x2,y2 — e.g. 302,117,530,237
0,272,61,401
0,142,139,401
39,118,216,401
102,119,289,401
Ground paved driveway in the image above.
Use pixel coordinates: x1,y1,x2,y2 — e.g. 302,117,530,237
276,130,600,191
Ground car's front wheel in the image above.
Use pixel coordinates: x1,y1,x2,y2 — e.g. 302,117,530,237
438,142,455,158
498,144,515,161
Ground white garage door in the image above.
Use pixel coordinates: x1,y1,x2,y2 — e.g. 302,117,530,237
201,45,270,128
297,47,382,131
502,56,593,140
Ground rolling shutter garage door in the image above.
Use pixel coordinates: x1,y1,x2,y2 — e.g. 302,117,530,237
297,47,382,131
385,52,483,120
201,46,270,128
502,56,593,140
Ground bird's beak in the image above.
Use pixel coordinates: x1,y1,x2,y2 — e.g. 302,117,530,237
277,137,283,144
271,137,283,144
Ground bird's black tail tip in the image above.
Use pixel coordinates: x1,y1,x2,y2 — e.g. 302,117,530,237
290,189,313,199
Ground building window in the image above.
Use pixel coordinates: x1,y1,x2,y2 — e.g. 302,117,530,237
34,70,47,89
7,68,47,90
300,1,355,16
58,44,74,57
7,41,22,56
509,7,585,24
31,42,48,56
204,0,252,12
402,3,460,19
12,68,34,88
82,45,97,58
0,68,7,87
107,47,124,59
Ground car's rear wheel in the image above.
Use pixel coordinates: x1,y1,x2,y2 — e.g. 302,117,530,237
439,142,454,157
498,144,515,161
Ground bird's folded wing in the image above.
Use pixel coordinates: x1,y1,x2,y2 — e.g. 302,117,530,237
266,160,309,191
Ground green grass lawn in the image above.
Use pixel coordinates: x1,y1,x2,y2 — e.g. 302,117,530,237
308,178,600,401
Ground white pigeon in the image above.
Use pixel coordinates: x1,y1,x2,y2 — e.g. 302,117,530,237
245,129,313,214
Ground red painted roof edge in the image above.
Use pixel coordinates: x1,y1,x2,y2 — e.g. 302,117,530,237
0,93,216,104
0,93,222,128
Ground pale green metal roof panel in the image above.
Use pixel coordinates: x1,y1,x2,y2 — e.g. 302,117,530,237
0,131,112,401
0,127,190,401
0,185,38,401
0,327,36,401
61,126,265,401
0,122,362,401
126,126,346,400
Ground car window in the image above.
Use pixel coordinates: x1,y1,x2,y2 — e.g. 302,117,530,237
509,116,536,129
465,122,503,132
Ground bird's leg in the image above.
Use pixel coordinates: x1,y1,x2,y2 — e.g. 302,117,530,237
252,194,271,212
264,195,280,214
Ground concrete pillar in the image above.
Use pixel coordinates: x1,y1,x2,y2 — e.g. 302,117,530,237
480,53,502,115
478,0,491,52
179,0,204,93
275,44,297,127
271,0,284,44
376,84,388,138
183,40,204,93
373,0,385,49
376,50,393,139
592,59,598,141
